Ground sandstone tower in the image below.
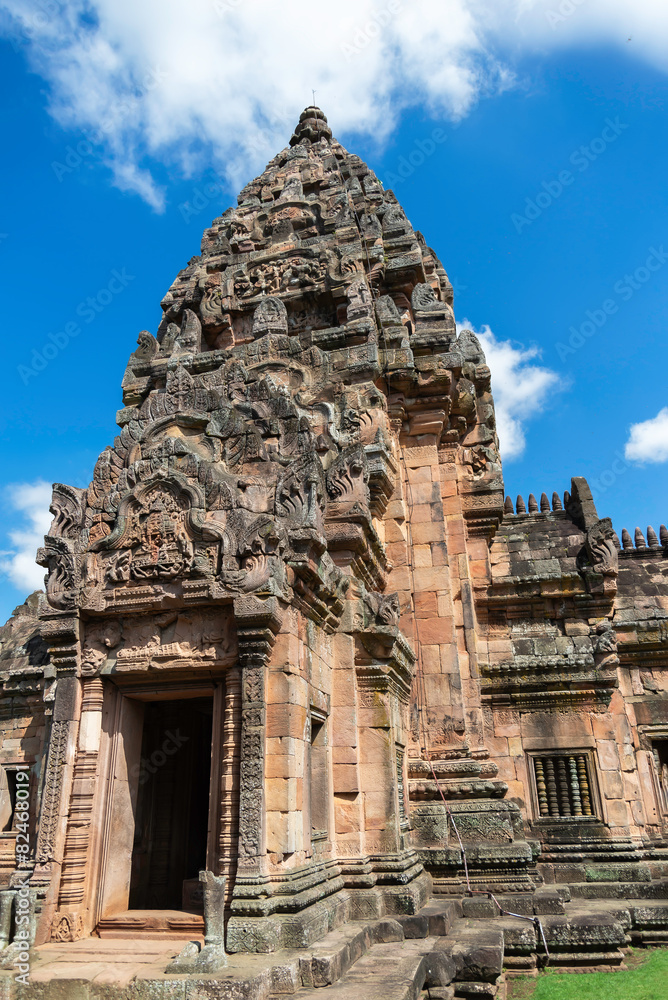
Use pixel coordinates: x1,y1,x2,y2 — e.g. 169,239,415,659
0,108,667,991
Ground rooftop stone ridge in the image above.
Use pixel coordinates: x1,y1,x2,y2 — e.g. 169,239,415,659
0,107,667,995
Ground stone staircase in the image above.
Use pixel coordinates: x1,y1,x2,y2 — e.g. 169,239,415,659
3,890,668,998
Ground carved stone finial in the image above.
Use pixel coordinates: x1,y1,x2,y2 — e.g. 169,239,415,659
647,525,660,549
540,492,550,512
411,282,442,313
551,492,563,512
174,309,202,355
528,493,538,513
593,621,619,669
504,496,514,514
252,296,288,338
289,106,332,146
611,531,621,550
581,518,618,578
457,328,486,364
621,528,633,551
515,495,526,514
634,527,646,550
563,490,571,510
375,294,403,330
660,524,668,547
132,330,158,361
346,276,373,323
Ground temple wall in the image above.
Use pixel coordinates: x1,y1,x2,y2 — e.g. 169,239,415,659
265,609,333,864
1,107,666,962
0,598,49,887
480,493,668,875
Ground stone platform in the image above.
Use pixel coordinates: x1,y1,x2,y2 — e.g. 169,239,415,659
4,892,668,999
97,911,205,940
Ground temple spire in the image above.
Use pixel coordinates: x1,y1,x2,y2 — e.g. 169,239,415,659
289,105,332,146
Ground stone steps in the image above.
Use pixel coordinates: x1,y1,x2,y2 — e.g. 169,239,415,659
6,894,668,998
294,939,437,1000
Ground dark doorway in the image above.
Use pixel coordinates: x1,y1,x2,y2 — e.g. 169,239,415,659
129,698,212,911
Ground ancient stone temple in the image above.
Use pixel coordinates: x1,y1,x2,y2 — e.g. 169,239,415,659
1,107,667,996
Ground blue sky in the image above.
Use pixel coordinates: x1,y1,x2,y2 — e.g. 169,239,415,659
1,0,667,621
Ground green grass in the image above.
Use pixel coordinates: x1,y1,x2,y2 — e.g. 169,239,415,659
507,949,668,1000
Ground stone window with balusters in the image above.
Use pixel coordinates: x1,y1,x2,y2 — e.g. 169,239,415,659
529,751,599,820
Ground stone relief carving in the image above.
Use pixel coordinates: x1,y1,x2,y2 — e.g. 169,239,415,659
36,538,77,611
593,622,619,669
583,518,619,576
51,912,83,943
411,282,442,313
47,484,86,540
235,257,323,299
252,296,288,338
35,721,71,864
345,277,374,323
577,517,619,595
100,483,198,584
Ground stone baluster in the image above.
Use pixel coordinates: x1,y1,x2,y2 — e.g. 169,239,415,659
556,757,571,815
577,756,592,816
534,758,549,816
568,755,582,815
545,758,559,816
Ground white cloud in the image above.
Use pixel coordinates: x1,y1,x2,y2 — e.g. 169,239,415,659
0,481,52,594
458,320,563,460
1,0,666,208
624,406,668,463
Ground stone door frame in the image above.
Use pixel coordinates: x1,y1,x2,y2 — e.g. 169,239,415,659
90,678,224,930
